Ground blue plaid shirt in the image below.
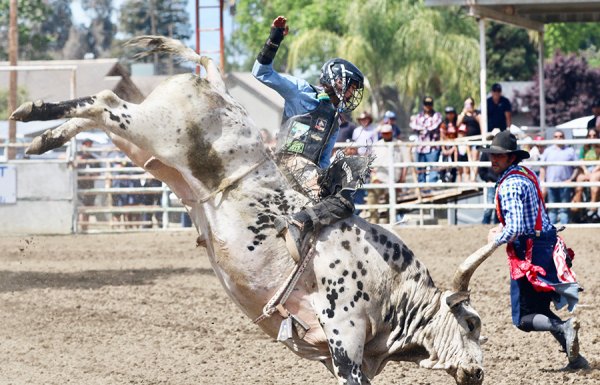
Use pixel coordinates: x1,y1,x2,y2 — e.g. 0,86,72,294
494,164,553,245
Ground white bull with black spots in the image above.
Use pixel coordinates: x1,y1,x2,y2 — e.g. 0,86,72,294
12,36,499,385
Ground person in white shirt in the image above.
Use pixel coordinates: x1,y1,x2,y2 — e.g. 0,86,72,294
366,124,404,223
352,111,379,156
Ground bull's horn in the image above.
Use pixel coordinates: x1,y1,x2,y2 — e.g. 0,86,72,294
452,242,498,292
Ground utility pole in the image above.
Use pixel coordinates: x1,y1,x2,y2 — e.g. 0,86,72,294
150,0,158,73
8,0,18,160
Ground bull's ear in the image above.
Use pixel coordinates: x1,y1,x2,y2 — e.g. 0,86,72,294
446,291,470,309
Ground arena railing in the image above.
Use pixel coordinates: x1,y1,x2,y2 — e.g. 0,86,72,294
74,145,191,232
342,136,600,227
5,133,600,232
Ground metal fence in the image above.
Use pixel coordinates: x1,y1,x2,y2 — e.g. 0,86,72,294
349,136,600,226
74,145,191,233
4,134,600,232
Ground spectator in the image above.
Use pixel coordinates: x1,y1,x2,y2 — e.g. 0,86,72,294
487,83,512,132
578,127,598,161
587,98,600,129
181,212,193,228
111,161,139,227
140,175,163,228
479,128,501,224
380,110,402,139
77,139,99,231
352,111,378,156
456,125,470,182
352,111,378,212
527,135,545,176
457,97,482,137
410,96,442,183
439,106,457,140
457,97,482,180
368,124,402,223
572,128,600,222
539,130,578,225
439,122,458,183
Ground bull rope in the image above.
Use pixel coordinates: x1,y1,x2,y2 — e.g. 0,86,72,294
253,240,316,324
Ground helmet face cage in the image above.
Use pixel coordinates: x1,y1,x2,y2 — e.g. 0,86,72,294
321,59,364,113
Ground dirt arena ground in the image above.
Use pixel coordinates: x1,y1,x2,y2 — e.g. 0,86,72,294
1,226,598,384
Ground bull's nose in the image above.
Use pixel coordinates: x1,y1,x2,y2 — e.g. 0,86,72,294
455,365,484,385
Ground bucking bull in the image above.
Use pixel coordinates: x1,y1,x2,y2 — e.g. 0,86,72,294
12,36,499,385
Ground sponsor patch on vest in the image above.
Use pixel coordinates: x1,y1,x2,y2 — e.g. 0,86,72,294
286,141,305,154
310,133,324,141
314,118,327,131
289,121,310,139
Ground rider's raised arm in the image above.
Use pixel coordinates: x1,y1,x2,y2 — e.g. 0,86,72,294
252,16,317,119
256,15,288,66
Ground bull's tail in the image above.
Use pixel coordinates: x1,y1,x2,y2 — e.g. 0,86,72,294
126,35,210,68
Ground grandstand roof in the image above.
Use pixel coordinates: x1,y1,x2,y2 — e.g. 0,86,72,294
425,1,600,31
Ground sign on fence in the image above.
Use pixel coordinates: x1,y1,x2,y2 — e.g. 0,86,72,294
0,164,17,204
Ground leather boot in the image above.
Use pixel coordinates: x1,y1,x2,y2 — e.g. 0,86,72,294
561,318,580,362
561,355,590,371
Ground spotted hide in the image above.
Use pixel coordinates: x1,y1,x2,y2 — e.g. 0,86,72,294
13,36,498,385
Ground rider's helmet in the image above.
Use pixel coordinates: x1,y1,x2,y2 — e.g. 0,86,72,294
319,58,364,113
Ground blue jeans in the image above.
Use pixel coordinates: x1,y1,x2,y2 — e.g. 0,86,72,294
181,212,192,227
510,230,558,326
417,149,441,183
482,186,499,224
546,187,572,225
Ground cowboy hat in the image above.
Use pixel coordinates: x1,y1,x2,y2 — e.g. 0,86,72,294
479,130,530,159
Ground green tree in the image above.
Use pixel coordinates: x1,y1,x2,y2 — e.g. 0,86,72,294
81,0,117,57
118,0,191,73
119,0,191,40
545,23,600,59
43,0,73,55
486,23,537,82
231,0,348,72
0,87,28,120
519,52,600,126
0,0,51,60
0,0,74,60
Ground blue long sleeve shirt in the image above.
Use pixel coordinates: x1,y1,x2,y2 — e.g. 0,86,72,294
252,61,338,168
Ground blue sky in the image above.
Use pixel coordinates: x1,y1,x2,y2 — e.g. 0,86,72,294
70,0,233,63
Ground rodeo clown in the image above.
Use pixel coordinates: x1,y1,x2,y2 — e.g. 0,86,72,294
252,16,370,260
481,130,589,370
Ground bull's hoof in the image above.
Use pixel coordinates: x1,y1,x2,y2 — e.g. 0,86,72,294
25,129,64,155
10,101,34,121
25,134,45,155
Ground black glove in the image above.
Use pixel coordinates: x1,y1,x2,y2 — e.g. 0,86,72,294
257,26,286,65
